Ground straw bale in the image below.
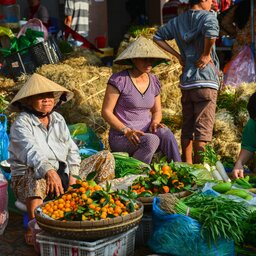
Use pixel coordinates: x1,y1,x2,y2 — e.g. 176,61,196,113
236,111,249,134
235,82,256,102
158,65,182,113
62,48,103,67
212,138,240,161
0,75,15,91
213,109,239,142
212,109,241,161
37,63,90,91
162,108,182,131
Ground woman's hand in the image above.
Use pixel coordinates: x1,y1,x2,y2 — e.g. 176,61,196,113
232,149,253,179
125,129,144,146
149,122,165,133
232,167,244,179
45,169,64,197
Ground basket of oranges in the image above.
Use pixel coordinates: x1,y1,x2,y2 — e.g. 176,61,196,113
35,179,144,240
131,162,197,207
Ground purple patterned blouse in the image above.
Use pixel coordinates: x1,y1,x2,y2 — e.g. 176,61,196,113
108,70,161,135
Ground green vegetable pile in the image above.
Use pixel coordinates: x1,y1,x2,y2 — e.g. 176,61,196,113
159,192,250,245
113,152,150,178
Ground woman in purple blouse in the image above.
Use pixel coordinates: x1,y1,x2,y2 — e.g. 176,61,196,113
102,36,181,164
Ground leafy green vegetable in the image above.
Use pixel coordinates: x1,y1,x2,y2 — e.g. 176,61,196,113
199,144,219,166
113,152,150,178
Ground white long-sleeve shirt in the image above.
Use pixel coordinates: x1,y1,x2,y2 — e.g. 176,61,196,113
9,111,81,179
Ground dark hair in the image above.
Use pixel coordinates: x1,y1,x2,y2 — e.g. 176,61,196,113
234,0,250,29
189,0,200,5
247,92,256,120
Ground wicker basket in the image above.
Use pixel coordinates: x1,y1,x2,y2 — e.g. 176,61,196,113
35,202,144,240
137,190,192,206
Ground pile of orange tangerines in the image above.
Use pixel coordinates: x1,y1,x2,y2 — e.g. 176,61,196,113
41,179,140,221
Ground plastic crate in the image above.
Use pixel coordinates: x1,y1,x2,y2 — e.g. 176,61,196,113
135,213,153,248
3,37,62,79
36,226,138,256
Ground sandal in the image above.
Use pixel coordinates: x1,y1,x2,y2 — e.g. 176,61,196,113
24,228,34,246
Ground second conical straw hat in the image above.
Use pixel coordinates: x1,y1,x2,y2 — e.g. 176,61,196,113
114,36,171,65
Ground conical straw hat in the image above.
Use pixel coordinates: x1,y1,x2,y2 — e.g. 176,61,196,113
9,73,73,112
114,36,171,65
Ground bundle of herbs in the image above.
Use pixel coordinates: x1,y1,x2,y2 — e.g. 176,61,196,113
158,192,250,245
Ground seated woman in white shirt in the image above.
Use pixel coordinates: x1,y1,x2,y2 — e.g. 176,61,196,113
8,73,114,245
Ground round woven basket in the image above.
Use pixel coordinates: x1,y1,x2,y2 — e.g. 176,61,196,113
137,190,192,206
35,201,144,240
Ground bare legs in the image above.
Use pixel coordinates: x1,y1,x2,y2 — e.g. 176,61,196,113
26,197,43,220
181,138,206,164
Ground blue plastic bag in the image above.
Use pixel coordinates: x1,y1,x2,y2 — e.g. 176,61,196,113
148,197,234,256
79,148,98,158
0,114,9,162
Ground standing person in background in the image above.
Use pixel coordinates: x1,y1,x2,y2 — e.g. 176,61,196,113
101,36,181,165
154,0,220,164
25,0,50,28
64,0,89,40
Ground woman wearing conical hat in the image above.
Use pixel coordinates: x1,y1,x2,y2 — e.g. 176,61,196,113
8,74,115,245
102,36,181,164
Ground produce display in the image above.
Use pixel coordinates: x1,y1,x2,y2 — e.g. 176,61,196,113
1,25,256,254
40,177,140,221
130,161,196,197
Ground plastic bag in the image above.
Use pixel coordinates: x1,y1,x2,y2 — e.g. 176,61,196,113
17,18,48,41
68,123,104,151
0,170,8,235
148,197,234,256
0,26,14,38
224,45,256,87
0,114,9,162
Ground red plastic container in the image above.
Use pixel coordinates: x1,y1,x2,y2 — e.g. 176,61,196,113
95,36,106,48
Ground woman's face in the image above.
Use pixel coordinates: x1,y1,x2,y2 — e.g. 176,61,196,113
131,58,157,73
201,0,213,11
30,92,55,114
